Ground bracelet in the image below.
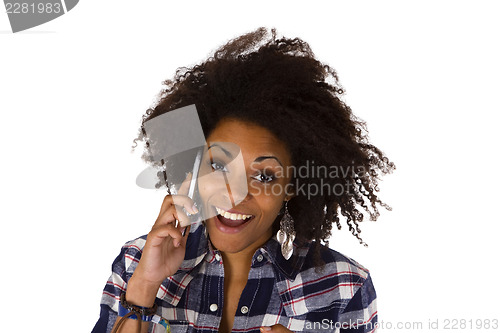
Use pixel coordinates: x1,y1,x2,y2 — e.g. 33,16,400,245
152,315,171,331
118,292,158,321
115,292,171,332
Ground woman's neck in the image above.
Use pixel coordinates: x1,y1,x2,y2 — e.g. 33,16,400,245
220,237,265,281
221,247,253,281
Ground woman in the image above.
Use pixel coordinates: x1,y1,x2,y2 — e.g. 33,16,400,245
92,28,394,333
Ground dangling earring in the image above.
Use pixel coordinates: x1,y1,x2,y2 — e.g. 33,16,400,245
276,201,296,260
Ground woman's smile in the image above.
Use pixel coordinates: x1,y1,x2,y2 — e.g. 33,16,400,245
215,206,253,222
212,206,255,234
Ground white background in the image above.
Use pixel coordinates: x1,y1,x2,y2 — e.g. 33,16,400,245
1,1,499,332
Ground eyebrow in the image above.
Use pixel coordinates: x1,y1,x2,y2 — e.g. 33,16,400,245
254,156,283,167
207,144,233,158
208,144,283,166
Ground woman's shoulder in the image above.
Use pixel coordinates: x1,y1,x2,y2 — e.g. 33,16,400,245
293,242,373,301
108,235,148,276
305,243,372,281
121,234,148,250
273,242,376,319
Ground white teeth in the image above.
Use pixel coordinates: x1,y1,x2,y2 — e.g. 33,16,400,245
216,207,252,221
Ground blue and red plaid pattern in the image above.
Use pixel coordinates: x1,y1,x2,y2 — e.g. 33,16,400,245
92,223,377,332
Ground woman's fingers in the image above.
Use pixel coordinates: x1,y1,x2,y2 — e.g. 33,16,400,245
179,225,191,245
178,172,193,196
158,172,195,213
149,222,184,247
155,204,192,229
149,217,191,248
171,172,197,226
260,325,293,332
150,202,192,246
146,172,196,250
157,194,197,219
150,208,193,244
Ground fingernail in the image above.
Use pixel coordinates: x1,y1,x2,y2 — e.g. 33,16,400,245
260,327,272,332
174,240,181,247
180,227,187,236
191,204,199,214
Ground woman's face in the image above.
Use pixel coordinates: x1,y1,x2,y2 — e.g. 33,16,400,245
197,118,293,254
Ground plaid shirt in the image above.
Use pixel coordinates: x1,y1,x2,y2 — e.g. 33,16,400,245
92,223,377,333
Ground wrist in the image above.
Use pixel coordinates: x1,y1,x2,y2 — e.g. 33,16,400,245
125,275,161,307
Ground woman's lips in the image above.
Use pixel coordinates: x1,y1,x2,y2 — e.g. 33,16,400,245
214,213,254,234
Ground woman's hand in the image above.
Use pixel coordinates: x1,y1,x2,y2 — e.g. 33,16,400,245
126,173,197,306
260,324,294,332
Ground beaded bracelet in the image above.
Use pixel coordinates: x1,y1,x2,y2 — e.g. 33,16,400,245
118,292,158,320
112,292,170,333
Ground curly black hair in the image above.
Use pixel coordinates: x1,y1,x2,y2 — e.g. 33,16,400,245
131,27,395,262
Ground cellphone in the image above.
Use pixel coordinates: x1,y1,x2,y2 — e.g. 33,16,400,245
183,149,203,230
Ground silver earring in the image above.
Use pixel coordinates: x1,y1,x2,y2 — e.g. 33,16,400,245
276,201,296,260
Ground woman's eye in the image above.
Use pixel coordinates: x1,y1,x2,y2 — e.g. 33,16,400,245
211,162,228,172
252,173,275,183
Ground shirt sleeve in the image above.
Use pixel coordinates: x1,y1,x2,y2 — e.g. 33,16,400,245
338,273,378,333
91,237,146,333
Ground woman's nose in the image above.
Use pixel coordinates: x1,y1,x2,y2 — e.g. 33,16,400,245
225,173,249,206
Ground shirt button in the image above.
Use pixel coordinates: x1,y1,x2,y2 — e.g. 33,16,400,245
210,303,218,312
240,306,249,314
256,254,264,262
215,253,221,261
